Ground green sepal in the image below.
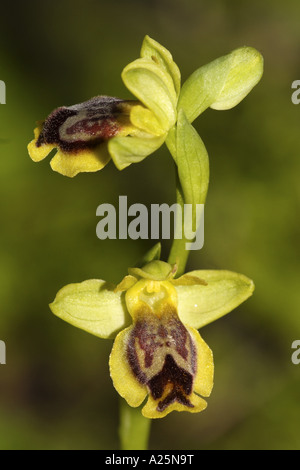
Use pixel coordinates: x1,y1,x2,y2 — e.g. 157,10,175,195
171,274,207,286
141,35,181,97
178,46,264,123
176,270,255,329
49,279,130,339
108,133,166,170
128,260,176,281
122,57,177,132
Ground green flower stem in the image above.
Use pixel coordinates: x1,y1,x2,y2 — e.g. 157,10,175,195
168,236,190,278
167,169,191,277
119,398,151,450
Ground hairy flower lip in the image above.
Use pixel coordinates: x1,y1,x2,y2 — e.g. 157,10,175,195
34,96,139,152
110,277,214,418
27,36,183,176
28,93,168,176
27,96,148,177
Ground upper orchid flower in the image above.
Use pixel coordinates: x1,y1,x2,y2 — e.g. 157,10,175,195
28,36,263,177
27,37,179,177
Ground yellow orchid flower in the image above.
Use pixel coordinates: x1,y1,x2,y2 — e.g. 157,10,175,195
27,36,179,177
50,260,254,419
28,36,263,178
28,97,143,177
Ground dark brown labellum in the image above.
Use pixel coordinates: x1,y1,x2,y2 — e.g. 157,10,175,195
36,96,131,153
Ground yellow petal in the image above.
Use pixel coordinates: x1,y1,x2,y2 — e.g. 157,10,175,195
188,326,214,398
142,390,207,419
49,145,111,177
109,327,147,407
28,126,55,162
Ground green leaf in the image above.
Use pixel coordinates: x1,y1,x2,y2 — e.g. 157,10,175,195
108,133,166,170
49,279,130,339
178,46,264,122
122,57,177,132
176,109,209,232
141,35,181,97
176,270,255,329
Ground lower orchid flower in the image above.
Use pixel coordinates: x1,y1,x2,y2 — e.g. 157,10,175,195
50,260,254,419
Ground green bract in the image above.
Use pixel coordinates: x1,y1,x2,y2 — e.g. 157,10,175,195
178,46,264,122
164,43,263,237
175,109,209,232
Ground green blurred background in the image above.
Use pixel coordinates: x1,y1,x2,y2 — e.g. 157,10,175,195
0,0,300,450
